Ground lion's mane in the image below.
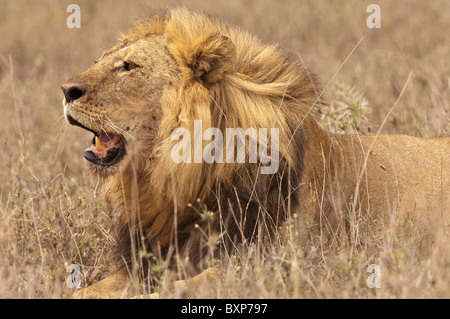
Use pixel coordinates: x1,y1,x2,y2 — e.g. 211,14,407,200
106,8,325,272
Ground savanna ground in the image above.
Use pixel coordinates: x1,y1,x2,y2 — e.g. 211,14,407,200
0,0,448,298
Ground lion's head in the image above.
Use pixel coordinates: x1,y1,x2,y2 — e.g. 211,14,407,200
62,13,178,177
62,8,325,271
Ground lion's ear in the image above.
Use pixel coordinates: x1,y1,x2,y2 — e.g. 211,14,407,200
189,34,235,85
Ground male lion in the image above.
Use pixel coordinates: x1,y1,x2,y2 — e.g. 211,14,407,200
62,8,449,298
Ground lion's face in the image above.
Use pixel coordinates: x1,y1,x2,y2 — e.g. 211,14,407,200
62,35,178,176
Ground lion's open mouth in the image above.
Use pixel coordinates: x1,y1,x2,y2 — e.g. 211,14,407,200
84,132,125,166
66,114,126,167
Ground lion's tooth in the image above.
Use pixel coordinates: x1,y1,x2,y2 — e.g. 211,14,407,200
95,136,106,151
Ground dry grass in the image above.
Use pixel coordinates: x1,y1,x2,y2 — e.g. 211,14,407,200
0,0,448,298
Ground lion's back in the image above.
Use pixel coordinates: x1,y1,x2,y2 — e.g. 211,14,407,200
335,134,449,220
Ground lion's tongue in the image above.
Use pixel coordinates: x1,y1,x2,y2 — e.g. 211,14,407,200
91,132,121,158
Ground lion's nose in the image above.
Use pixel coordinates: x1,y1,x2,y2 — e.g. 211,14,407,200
61,82,85,103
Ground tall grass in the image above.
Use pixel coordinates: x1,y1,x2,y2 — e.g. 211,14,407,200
0,0,448,298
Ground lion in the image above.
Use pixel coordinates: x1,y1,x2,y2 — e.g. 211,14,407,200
61,8,449,298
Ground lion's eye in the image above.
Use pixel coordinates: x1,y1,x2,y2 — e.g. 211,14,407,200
115,61,139,72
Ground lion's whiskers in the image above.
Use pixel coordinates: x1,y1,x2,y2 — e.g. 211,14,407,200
105,115,133,140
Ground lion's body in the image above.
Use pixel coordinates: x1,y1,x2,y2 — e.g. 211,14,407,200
62,8,449,298
299,134,449,248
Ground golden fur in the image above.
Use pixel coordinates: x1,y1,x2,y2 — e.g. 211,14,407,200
62,8,449,298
